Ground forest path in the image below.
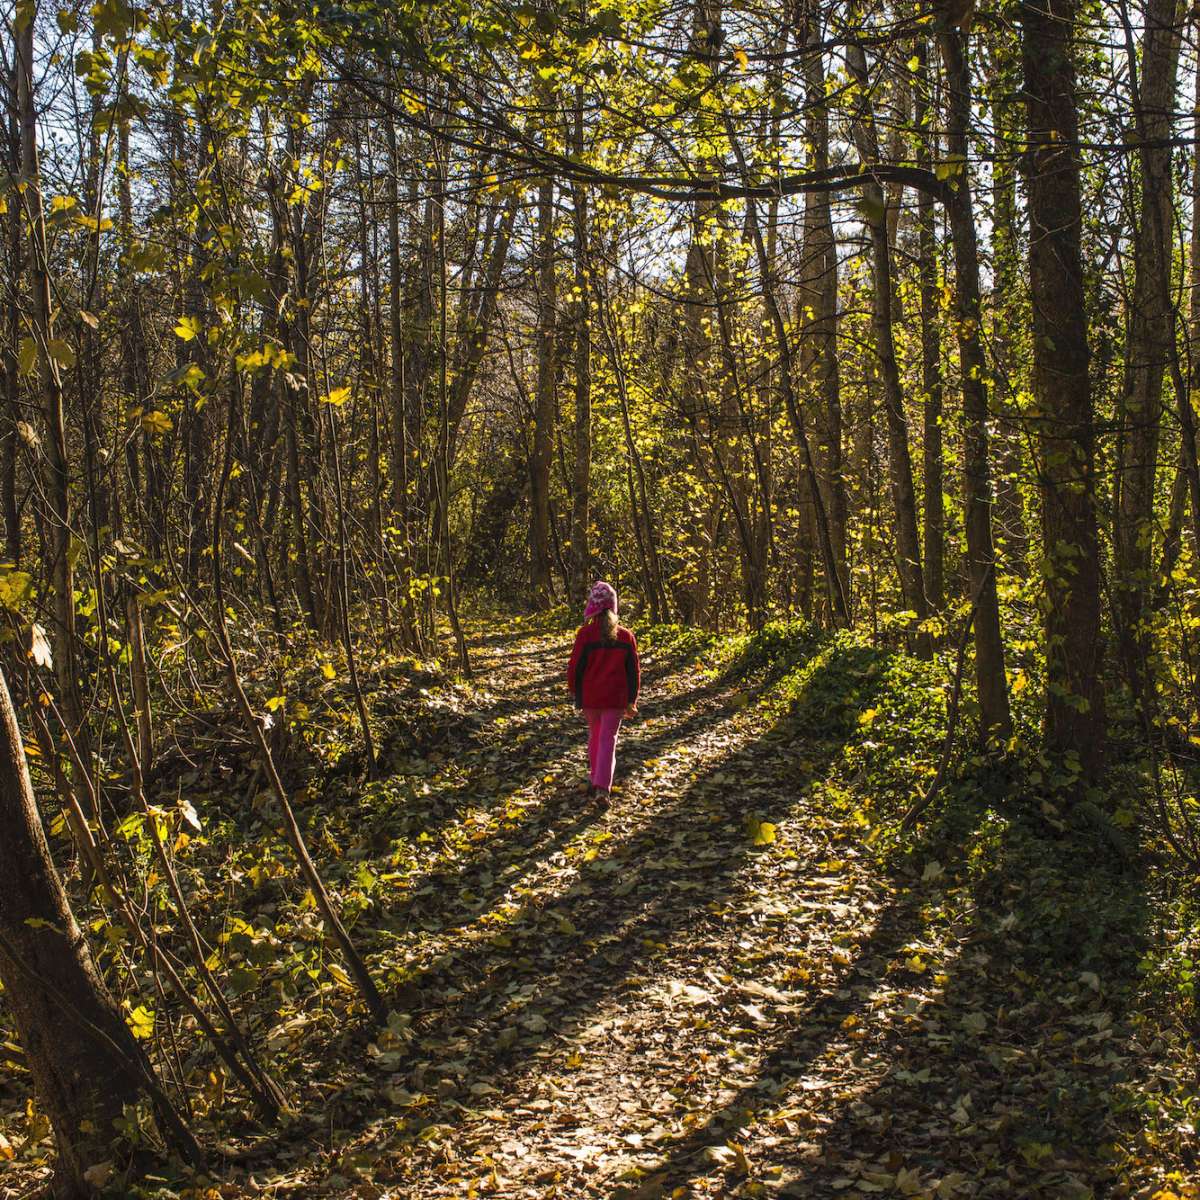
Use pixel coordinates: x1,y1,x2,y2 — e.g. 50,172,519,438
278,624,1160,1198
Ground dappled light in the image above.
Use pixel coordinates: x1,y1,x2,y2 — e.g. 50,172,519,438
2,0,1200,1195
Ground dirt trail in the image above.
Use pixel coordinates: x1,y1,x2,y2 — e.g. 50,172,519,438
290,625,1158,1200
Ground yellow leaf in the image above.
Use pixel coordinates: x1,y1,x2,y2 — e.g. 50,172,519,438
321,662,336,680
747,817,777,846
173,315,200,341
322,386,351,406
126,1004,155,1039
140,409,172,436
0,569,34,610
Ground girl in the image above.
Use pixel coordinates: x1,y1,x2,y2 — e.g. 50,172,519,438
567,581,640,804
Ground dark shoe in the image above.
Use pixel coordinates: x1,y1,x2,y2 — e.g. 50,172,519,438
594,788,611,809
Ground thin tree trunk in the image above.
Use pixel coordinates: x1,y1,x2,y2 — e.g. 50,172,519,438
384,112,420,649
16,13,91,789
724,121,848,627
1113,0,1184,697
936,19,1012,740
798,1,847,611
915,39,944,612
570,92,591,605
1,56,19,566
530,171,557,604
210,380,387,1025
847,42,930,654
989,42,1030,573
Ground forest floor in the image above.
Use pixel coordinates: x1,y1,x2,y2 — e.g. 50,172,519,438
3,619,1198,1199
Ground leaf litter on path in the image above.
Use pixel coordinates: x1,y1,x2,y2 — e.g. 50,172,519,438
5,623,1190,1200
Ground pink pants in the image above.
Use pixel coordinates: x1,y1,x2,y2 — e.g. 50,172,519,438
584,707,624,791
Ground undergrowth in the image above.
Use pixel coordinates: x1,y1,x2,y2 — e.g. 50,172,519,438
2,613,1197,1196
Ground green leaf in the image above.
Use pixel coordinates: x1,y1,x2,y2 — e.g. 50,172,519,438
0,569,37,614
47,338,76,369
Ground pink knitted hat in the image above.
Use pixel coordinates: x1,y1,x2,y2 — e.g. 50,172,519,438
584,580,618,620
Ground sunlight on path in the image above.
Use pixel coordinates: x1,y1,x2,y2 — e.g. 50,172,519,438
364,628,907,1198
270,627,1166,1200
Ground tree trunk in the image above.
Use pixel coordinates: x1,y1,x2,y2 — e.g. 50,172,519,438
446,199,517,467
16,12,90,781
1113,0,1183,696
384,113,420,649
1020,0,1106,775
2,54,20,566
570,97,592,605
915,39,944,612
0,660,189,1196
989,41,1030,573
798,1,848,611
936,18,1012,741
530,170,557,605
1182,40,1200,579
847,42,930,654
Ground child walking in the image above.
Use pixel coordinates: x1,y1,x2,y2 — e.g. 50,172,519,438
567,581,640,804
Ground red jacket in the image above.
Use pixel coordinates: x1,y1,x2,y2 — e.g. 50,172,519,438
567,621,640,710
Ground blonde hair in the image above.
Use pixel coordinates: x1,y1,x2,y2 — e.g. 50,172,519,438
597,609,618,642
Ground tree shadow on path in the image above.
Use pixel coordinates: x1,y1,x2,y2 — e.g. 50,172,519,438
299,639,903,1191
368,632,760,942
619,785,1156,1198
